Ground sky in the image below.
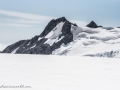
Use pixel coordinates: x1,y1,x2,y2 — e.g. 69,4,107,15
0,0,120,46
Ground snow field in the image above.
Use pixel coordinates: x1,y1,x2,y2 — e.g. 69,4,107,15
0,54,120,90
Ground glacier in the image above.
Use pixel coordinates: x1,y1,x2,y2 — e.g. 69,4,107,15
53,26,120,57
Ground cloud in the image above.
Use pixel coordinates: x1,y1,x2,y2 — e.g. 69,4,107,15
0,9,56,27
0,19,45,27
0,10,88,27
0,22,36,27
0,10,55,21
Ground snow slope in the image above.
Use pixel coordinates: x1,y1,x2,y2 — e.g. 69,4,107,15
44,22,65,46
0,54,120,90
53,27,120,57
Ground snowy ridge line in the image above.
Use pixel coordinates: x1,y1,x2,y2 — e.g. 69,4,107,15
52,24,120,57
1,17,120,58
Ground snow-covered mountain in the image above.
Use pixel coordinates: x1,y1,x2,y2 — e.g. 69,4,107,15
2,17,73,54
2,17,120,58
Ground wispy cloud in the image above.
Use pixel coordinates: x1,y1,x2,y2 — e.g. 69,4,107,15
0,10,87,27
0,9,55,27
0,10,55,21
0,18,46,27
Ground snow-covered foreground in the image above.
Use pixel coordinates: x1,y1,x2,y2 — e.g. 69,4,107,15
0,54,120,90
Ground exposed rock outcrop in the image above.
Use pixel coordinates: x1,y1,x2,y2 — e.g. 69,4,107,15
2,17,74,54
86,21,98,28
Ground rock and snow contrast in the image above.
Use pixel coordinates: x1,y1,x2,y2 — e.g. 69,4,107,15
2,17,73,54
1,17,120,58
1,17,120,90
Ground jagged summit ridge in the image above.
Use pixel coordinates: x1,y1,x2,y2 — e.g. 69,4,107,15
2,17,74,54
40,17,67,37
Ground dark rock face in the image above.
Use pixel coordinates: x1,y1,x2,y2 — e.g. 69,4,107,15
85,50,119,58
2,17,74,54
98,25,102,27
102,27,114,30
40,17,66,37
86,21,98,28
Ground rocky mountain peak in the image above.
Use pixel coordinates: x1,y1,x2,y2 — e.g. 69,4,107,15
86,21,98,28
2,17,73,54
40,17,68,37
